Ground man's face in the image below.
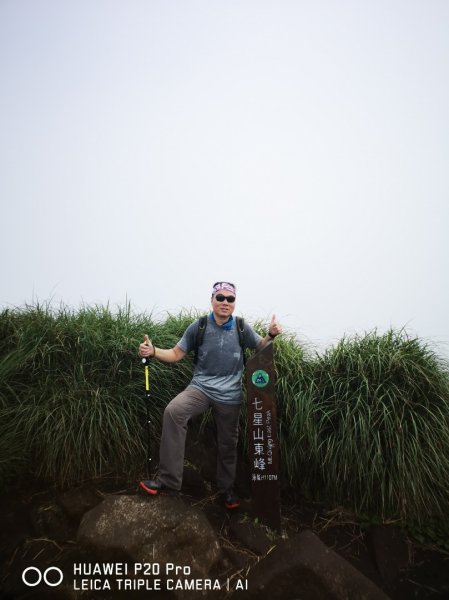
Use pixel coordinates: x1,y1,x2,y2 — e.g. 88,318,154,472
211,290,236,320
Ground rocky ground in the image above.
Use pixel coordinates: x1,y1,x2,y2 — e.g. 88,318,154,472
1,469,448,600
1,426,449,599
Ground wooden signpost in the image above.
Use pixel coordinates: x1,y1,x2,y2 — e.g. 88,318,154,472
246,340,281,532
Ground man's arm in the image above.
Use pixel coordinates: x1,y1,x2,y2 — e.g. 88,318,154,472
139,335,186,363
257,335,273,351
152,345,186,363
256,314,283,350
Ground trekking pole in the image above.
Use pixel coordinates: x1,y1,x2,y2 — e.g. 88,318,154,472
142,336,152,479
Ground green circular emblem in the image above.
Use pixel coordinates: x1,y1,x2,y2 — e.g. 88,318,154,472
252,369,270,388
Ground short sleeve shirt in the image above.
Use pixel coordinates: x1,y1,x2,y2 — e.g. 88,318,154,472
177,316,262,404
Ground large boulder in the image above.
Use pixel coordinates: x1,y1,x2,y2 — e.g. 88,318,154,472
245,529,390,600
77,494,221,580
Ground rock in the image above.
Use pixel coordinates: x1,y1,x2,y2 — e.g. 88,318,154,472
228,515,274,555
30,502,75,542
185,419,218,485
56,485,104,522
186,440,217,485
0,494,33,560
365,525,409,591
245,529,391,600
181,465,209,497
77,494,221,580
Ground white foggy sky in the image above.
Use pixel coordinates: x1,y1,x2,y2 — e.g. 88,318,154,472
1,0,448,356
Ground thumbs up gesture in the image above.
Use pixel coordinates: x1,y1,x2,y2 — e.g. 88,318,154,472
139,334,155,357
268,314,282,339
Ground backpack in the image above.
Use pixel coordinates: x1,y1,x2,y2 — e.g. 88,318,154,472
193,315,247,366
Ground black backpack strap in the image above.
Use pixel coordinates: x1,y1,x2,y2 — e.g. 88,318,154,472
194,315,246,366
193,315,208,365
235,316,247,366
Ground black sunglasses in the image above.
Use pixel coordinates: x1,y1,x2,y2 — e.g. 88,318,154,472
215,294,236,303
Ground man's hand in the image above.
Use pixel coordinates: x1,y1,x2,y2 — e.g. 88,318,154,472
268,314,283,338
139,334,155,358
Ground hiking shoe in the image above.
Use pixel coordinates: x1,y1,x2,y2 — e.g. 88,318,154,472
139,479,179,497
223,490,240,509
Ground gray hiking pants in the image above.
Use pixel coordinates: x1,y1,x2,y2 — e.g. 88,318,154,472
158,386,241,493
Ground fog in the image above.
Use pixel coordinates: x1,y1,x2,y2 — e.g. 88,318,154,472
1,0,448,356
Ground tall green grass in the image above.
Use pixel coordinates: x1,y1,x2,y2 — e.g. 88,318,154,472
279,330,449,522
0,303,194,486
1,304,449,524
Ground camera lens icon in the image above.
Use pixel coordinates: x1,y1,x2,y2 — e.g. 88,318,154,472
22,566,63,587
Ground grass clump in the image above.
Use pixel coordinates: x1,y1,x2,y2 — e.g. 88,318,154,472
0,302,196,487
288,330,449,523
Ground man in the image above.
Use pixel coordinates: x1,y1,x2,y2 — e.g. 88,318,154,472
138,281,282,509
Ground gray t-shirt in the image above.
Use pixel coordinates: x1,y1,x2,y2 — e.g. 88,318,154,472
177,316,262,405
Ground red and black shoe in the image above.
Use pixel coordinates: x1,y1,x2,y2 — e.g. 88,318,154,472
223,490,240,509
139,479,179,497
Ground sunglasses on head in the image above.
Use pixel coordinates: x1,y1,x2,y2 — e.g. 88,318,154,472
215,294,236,303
